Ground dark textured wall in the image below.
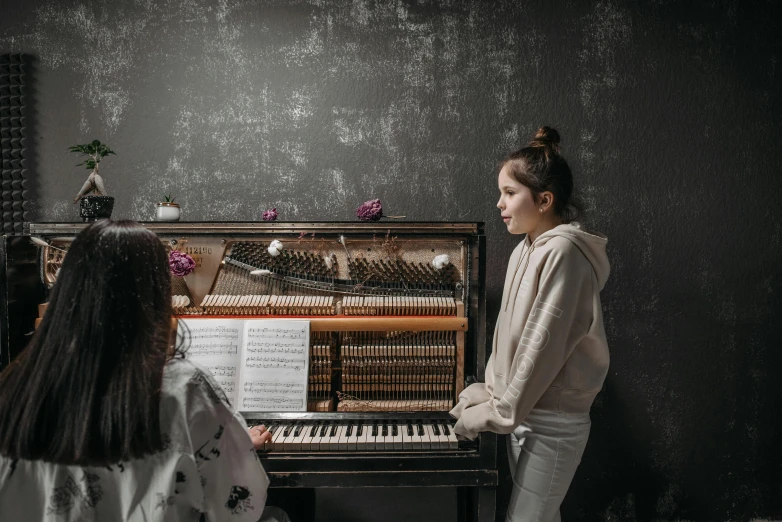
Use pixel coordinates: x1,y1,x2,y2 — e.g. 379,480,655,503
2,0,781,520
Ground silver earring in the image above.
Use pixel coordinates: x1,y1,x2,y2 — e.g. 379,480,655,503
539,208,544,213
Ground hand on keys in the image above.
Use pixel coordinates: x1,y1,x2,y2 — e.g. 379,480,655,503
249,425,272,450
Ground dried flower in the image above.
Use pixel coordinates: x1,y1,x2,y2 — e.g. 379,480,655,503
267,239,283,257
432,254,450,270
262,208,278,221
323,255,333,270
356,198,405,221
169,251,196,277
339,234,350,261
356,199,383,221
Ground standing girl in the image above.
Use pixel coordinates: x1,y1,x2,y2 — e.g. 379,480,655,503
451,127,610,522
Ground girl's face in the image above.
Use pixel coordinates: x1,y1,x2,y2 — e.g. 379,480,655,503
497,164,539,235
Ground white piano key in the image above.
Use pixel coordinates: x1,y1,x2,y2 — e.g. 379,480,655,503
443,422,459,450
431,423,450,449
270,424,288,452
418,423,431,450
410,424,423,450
310,423,323,451
325,424,340,451
299,424,315,452
346,423,360,451
391,423,404,450
290,424,307,452
281,425,298,452
338,425,350,451
369,424,381,451
402,423,413,450
314,423,328,451
380,423,393,451
425,424,443,450
356,424,369,451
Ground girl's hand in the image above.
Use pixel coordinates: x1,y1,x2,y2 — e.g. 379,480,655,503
248,425,272,450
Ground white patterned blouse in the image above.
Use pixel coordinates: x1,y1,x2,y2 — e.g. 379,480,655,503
0,358,276,521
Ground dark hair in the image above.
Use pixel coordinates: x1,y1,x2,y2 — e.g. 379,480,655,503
0,220,173,465
501,126,583,222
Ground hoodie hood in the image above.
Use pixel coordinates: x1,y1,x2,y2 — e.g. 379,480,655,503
529,222,610,290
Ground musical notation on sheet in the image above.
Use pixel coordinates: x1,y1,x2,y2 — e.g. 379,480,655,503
179,319,244,406
241,396,305,409
247,327,307,339
240,319,310,412
178,318,310,413
243,381,306,393
189,326,240,340
189,342,239,356
207,366,236,395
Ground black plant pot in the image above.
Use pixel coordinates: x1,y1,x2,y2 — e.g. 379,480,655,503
79,196,115,222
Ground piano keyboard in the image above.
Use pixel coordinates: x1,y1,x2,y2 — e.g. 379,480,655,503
247,415,473,453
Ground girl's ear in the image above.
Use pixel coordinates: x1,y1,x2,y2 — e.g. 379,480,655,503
540,191,555,211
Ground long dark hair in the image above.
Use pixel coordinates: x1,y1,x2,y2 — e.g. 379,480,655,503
501,126,584,222
0,220,173,465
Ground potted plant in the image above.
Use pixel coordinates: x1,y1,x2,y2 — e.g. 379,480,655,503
156,194,181,221
71,139,116,221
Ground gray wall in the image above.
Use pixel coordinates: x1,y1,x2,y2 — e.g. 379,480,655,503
3,0,781,520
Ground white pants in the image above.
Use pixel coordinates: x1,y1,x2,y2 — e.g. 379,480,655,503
505,410,591,522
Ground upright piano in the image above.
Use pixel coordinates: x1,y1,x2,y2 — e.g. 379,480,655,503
0,222,497,521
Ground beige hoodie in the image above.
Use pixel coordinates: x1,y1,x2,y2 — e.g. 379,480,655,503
450,223,610,439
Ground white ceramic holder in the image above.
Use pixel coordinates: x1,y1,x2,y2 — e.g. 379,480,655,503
156,202,181,221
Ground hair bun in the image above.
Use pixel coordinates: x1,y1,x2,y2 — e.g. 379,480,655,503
530,126,561,151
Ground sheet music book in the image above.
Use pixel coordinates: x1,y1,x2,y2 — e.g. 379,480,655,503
177,318,310,412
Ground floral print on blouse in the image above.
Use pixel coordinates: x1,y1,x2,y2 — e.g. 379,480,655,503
0,358,270,521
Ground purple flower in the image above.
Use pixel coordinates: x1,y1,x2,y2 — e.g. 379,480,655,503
262,208,278,221
169,251,196,277
356,199,383,221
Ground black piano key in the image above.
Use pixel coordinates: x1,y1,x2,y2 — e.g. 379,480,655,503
329,423,338,437
319,424,329,437
417,423,425,436
392,423,398,436
372,424,378,437
294,424,303,437
407,423,413,436
442,423,451,435
357,424,364,436
381,423,388,437
283,424,293,437
347,423,355,437
310,423,320,437
432,423,440,436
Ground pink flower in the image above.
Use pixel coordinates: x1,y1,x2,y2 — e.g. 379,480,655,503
169,251,196,277
356,199,383,221
262,208,278,221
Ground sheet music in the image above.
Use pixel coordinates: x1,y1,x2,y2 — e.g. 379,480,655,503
238,320,310,412
178,319,243,405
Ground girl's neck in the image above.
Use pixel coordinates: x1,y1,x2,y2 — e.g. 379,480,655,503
527,215,563,244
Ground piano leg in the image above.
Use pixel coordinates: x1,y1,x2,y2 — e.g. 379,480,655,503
457,486,496,522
